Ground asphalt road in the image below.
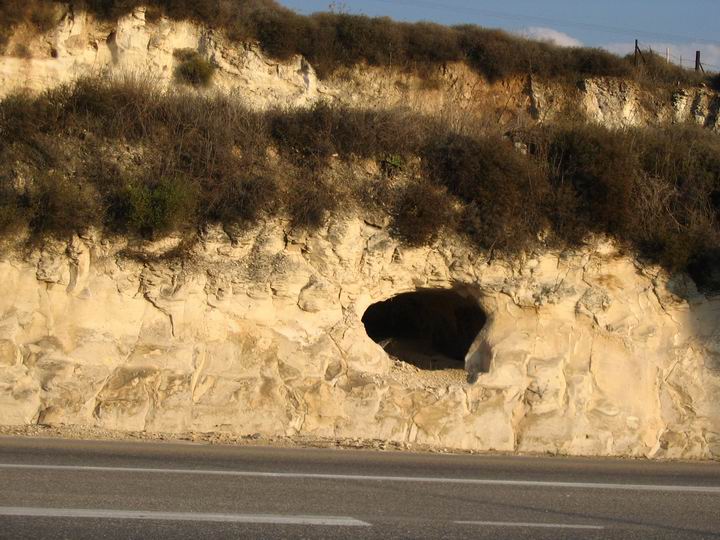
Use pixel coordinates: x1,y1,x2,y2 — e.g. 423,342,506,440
0,437,718,539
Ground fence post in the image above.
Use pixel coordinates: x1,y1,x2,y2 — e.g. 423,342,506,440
696,50,701,71
634,39,639,67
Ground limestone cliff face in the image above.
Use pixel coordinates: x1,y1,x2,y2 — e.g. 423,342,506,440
0,219,718,459
2,6,720,459
2,6,719,129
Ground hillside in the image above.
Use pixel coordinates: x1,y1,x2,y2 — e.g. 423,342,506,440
0,2,719,459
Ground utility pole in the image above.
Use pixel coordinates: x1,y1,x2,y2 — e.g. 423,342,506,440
666,47,670,64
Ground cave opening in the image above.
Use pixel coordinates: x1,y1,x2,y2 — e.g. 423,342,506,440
361,289,487,371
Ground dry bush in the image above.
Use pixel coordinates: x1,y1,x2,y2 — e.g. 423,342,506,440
404,22,461,65
629,51,706,86
711,73,720,91
688,248,720,293
202,173,278,225
249,7,313,62
28,172,102,237
391,180,456,246
459,27,528,81
269,103,433,167
287,176,339,230
63,76,165,139
527,123,720,289
0,184,24,234
458,26,630,82
632,126,720,277
173,49,216,87
423,133,549,251
545,125,640,241
0,91,66,150
269,104,337,165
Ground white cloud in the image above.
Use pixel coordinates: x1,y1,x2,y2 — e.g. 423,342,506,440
517,27,582,48
604,41,720,72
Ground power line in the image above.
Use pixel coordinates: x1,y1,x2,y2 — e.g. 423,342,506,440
360,0,720,46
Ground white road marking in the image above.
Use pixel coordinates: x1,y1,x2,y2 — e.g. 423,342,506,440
0,507,371,527
1,463,720,494
456,520,604,530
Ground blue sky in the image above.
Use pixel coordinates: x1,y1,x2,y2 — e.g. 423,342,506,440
277,1,720,70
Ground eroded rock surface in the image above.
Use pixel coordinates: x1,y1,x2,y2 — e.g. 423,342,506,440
0,219,718,459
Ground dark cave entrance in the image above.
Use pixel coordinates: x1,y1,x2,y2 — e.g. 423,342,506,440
361,289,487,371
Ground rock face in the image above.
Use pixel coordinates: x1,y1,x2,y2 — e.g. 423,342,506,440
0,219,718,459
2,6,720,459
2,6,720,129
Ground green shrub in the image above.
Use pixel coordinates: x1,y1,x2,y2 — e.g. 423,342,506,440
119,175,199,236
173,49,216,87
380,154,404,177
11,44,31,58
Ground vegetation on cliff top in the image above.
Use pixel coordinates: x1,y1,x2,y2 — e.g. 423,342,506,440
0,0,714,87
1,77,719,289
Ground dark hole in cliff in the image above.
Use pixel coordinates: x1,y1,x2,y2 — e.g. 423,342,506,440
362,290,486,370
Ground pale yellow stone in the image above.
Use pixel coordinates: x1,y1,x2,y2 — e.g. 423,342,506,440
0,222,717,459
